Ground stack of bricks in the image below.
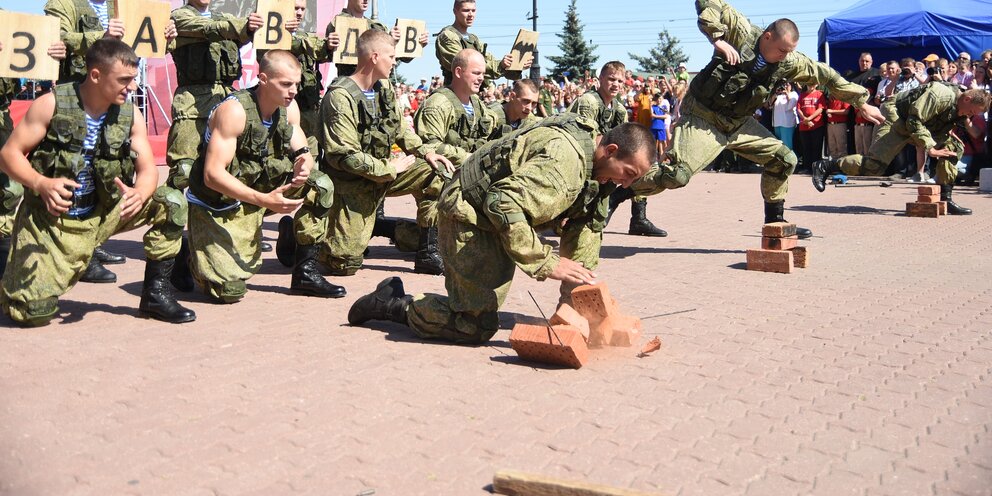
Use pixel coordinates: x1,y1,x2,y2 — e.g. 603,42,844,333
508,283,644,369
906,185,947,217
746,222,808,274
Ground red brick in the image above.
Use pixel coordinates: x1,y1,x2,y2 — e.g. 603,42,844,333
570,283,618,324
906,202,939,218
937,201,947,215
746,249,794,274
917,185,940,195
790,246,809,268
509,324,589,369
606,315,644,347
761,235,799,251
761,222,797,238
549,304,590,342
916,194,940,203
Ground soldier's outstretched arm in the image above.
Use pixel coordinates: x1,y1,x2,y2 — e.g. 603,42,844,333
45,0,104,57
285,101,314,186
0,93,75,216
118,106,159,220
787,52,879,123
321,89,397,182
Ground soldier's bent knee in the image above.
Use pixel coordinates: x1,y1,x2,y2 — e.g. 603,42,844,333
215,280,247,304
766,146,797,178
660,163,693,189
8,297,59,327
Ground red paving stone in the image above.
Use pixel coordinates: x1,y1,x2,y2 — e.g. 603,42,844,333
1,173,990,495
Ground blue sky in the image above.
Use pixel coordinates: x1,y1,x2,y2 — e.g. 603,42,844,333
4,0,865,80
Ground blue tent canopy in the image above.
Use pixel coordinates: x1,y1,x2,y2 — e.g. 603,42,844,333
817,0,992,74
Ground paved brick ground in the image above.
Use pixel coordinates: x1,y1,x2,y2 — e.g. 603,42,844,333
1,173,990,496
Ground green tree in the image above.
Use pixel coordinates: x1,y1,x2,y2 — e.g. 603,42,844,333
547,0,598,79
629,29,688,74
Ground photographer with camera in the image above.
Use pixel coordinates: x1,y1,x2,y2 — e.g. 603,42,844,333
772,80,799,152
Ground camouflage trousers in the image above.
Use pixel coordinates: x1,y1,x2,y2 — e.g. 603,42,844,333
835,106,963,185
405,205,509,345
316,161,442,275
0,110,19,238
167,84,234,189
189,173,331,303
0,186,186,326
631,107,798,202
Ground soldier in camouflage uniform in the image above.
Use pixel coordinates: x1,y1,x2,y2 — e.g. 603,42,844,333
489,78,542,138
571,61,668,239
45,0,177,280
0,37,66,276
813,84,990,215
435,0,527,87
184,50,343,303
324,0,428,78
626,0,885,239
167,1,261,191
0,40,193,326
347,117,655,345
275,31,453,279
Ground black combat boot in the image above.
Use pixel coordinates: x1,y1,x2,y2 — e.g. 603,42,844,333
941,184,972,215
276,215,296,267
628,198,668,237
170,236,195,292
93,245,125,264
811,158,842,192
764,201,812,239
348,276,412,326
0,236,9,277
139,258,196,323
371,216,398,240
606,186,636,226
291,244,347,298
376,200,386,220
414,226,444,275
80,257,117,283
260,241,273,252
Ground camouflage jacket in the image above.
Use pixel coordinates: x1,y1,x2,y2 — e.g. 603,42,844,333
414,88,498,166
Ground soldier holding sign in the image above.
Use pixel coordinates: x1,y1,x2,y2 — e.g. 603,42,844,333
0,34,66,277
436,0,528,86
325,0,428,77
0,40,194,326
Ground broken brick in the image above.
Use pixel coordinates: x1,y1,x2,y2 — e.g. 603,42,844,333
761,235,799,251
906,202,939,218
790,246,809,268
746,249,794,274
606,315,644,347
916,194,940,203
571,283,619,324
917,185,940,195
761,222,797,238
509,324,589,369
550,303,590,342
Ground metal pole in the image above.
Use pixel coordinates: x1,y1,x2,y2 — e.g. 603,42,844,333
371,0,378,20
528,0,541,80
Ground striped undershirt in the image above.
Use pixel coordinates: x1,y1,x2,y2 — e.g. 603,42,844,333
66,112,107,218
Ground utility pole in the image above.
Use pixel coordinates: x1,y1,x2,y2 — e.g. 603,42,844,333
528,0,540,81
371,0,378,20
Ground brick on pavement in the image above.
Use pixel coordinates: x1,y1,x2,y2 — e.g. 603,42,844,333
0,174,990,495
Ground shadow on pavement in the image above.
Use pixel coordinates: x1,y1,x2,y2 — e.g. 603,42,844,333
55,300,140,324
727,262,748,271
489,355,576,370
600,246,745,259
789,204,901,215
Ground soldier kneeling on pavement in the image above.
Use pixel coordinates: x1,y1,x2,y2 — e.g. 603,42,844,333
0,40,193,326
348,115,654,345
182,49,344,303
813,83,991,215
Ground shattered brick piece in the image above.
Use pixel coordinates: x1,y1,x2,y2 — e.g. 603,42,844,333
917,194,940,203
761,222,797,238
937,201,947,215
906,202,939,218
917,185,940,195
761,235,799,251
570,283,618,323
746,249,794,274
606,315,643,347
790,246,809,268
509,324,589,369
549,304,590,342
